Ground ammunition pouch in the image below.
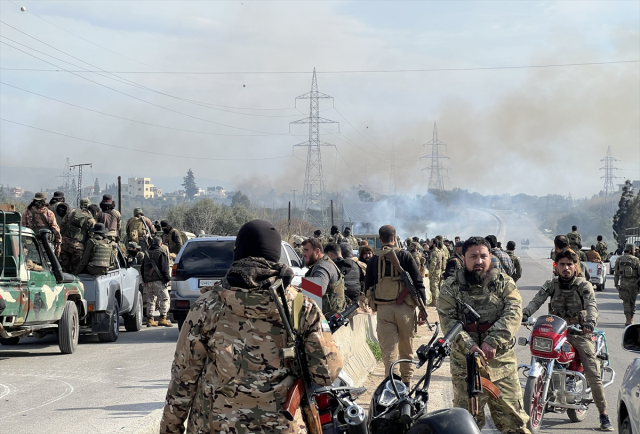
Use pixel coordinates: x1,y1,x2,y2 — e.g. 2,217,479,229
624,265,637,278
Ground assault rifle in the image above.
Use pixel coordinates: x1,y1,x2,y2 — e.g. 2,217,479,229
384,249,432,330
466,352,500,419
268,280,323,434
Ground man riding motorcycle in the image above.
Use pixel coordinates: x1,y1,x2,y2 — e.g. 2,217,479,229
522,248,612,431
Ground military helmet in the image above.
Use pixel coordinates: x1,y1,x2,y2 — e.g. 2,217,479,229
52,191,65,199
133,207,143,216
625,243,636,252
34,192,47,201
80,198,91,207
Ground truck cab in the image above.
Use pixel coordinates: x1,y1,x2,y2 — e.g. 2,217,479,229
0,211,86,354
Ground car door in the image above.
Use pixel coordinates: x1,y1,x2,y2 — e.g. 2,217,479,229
22,235,60,323
117,249,136,313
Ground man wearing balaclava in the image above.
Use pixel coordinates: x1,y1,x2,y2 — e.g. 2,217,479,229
159,220,184,255
160,220,343,433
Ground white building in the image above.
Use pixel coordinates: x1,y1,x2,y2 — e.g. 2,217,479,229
123,177,156,199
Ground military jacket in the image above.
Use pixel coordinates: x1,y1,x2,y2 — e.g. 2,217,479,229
506,250,522,282
331,233,345,244
22,207,61,244
595,241,608,260
160,259,342,434
523,276,597,327
344,235,359,249
305,255,346,317
428,248,443,278
615,253,640,287
567,231,582,250
163,228,184,255
437,269,522,381
61,208,95,244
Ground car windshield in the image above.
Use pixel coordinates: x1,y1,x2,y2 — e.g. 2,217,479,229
179,240,235,278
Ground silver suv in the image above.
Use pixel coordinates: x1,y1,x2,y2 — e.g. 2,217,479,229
169,236,306,330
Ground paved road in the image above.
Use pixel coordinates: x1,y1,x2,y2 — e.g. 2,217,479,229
501,211,633,433
0,322,179,433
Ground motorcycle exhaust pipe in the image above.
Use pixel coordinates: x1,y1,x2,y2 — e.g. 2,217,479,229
344,403,366,426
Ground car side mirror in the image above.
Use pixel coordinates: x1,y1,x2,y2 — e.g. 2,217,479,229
622,324,640,353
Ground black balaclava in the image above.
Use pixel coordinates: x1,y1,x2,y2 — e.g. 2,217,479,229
331,225,340,235
233,219,282,262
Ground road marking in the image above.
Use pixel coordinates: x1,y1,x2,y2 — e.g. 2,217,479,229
0,377,74,420
0,383,11,399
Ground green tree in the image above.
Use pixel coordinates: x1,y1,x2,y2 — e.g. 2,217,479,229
94,178,100,196
182,169,199,200
231,191,251,208
613,180,634,247
0,185,6,202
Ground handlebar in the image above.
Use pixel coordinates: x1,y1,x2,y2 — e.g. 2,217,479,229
442,321,464,344
328,301,359,333
521,316,536,326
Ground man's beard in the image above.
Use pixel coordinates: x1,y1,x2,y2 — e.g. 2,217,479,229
465,268,487,285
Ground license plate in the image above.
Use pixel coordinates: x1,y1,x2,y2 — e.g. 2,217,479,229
198,279,220,287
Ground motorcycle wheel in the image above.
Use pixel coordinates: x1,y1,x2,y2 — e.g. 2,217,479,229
523,371,547,434
567,408,587,422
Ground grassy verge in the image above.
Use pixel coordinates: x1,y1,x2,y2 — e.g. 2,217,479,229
367,338,383,362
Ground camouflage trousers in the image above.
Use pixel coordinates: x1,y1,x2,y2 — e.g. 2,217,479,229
619,283,639,316
376,302,417,383
567,333,607,412
59,238,84,274
143,280,169,317
429,273,441,306
452,368,531,434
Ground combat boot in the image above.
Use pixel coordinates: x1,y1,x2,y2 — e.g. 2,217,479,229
147,317,158,327
158,315,173,327
625,315,634,326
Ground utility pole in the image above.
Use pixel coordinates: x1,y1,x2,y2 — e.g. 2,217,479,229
69,163,92,207
56,158,74,200
420,122,449,191
291,68,338,228
599,146,620,218
291,189,297,210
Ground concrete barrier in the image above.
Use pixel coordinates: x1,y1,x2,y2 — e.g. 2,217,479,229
333,313,378,387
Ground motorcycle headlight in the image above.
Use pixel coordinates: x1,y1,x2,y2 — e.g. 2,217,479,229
532,337,553,352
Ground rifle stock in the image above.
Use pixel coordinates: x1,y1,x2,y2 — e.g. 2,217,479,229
302,402,323,434
384,250,429,322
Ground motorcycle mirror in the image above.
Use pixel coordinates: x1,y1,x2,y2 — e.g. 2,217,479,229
622,324,640,353
517,337,528,346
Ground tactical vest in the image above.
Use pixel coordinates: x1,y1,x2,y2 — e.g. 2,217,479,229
334,257,360,299
165,228,183,254
63,208,91,243
567,232,581,249
49,203,69,226
548,278,587,325
28,208,52,233
143,248,167,282
305,255,346,316
371,248,416,308
89,237,115,269
128,217,145,241
618,255,639,280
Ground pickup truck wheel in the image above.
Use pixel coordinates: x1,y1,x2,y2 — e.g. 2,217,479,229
98,301,120,342
58,301,79,354
0,337,20,345
124,292,143,332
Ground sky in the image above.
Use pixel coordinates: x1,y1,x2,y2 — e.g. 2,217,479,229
0,0,638,198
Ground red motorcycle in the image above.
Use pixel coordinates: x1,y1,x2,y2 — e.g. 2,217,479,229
517,315,615,433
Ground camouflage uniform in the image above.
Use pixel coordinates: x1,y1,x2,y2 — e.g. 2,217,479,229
344,234,359,249
523,276,606,412
160,258,342,434
614,251,640,322
567,230,582,252
595,241,608,260
437,269,530,434
428,247,443,306
409,243,427,277
506,250,522,282
59,204,95,273
22,206,61,247
142,243,171,318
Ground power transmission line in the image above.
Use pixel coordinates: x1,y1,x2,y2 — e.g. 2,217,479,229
420,121,449,191
599,146,620,218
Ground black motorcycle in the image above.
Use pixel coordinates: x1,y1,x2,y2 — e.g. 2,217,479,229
366,320,481,434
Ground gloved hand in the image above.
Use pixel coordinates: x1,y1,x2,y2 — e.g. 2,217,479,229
522,313,529,323
582,323,594,334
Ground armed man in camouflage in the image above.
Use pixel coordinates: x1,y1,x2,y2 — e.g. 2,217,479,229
160,220,184,264
486,235,515,277
302,237,346,317
48,191,70,227
443,241,464,280
364,225,428,388
59,198,96,273
595,235,608,261
160,220,343,434
505,241,522,283
343,226,358,249
142,236,172,327
567,225,582,252
97,194,121,241
75,223,116,275
409,241,427,278
523,248,613,431
126,242,144,266
330,225,345,244
437,236,530,434
126,208,155,251
615,243,640,326
22,192,62,256
428,239,444,307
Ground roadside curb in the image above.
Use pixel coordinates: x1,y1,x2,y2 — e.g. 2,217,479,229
131,408,162,434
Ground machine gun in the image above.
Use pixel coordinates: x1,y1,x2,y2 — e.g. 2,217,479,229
268,280,322,434
384,249,432,329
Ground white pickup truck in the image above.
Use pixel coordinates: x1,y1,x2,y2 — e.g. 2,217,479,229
79,247,143,342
